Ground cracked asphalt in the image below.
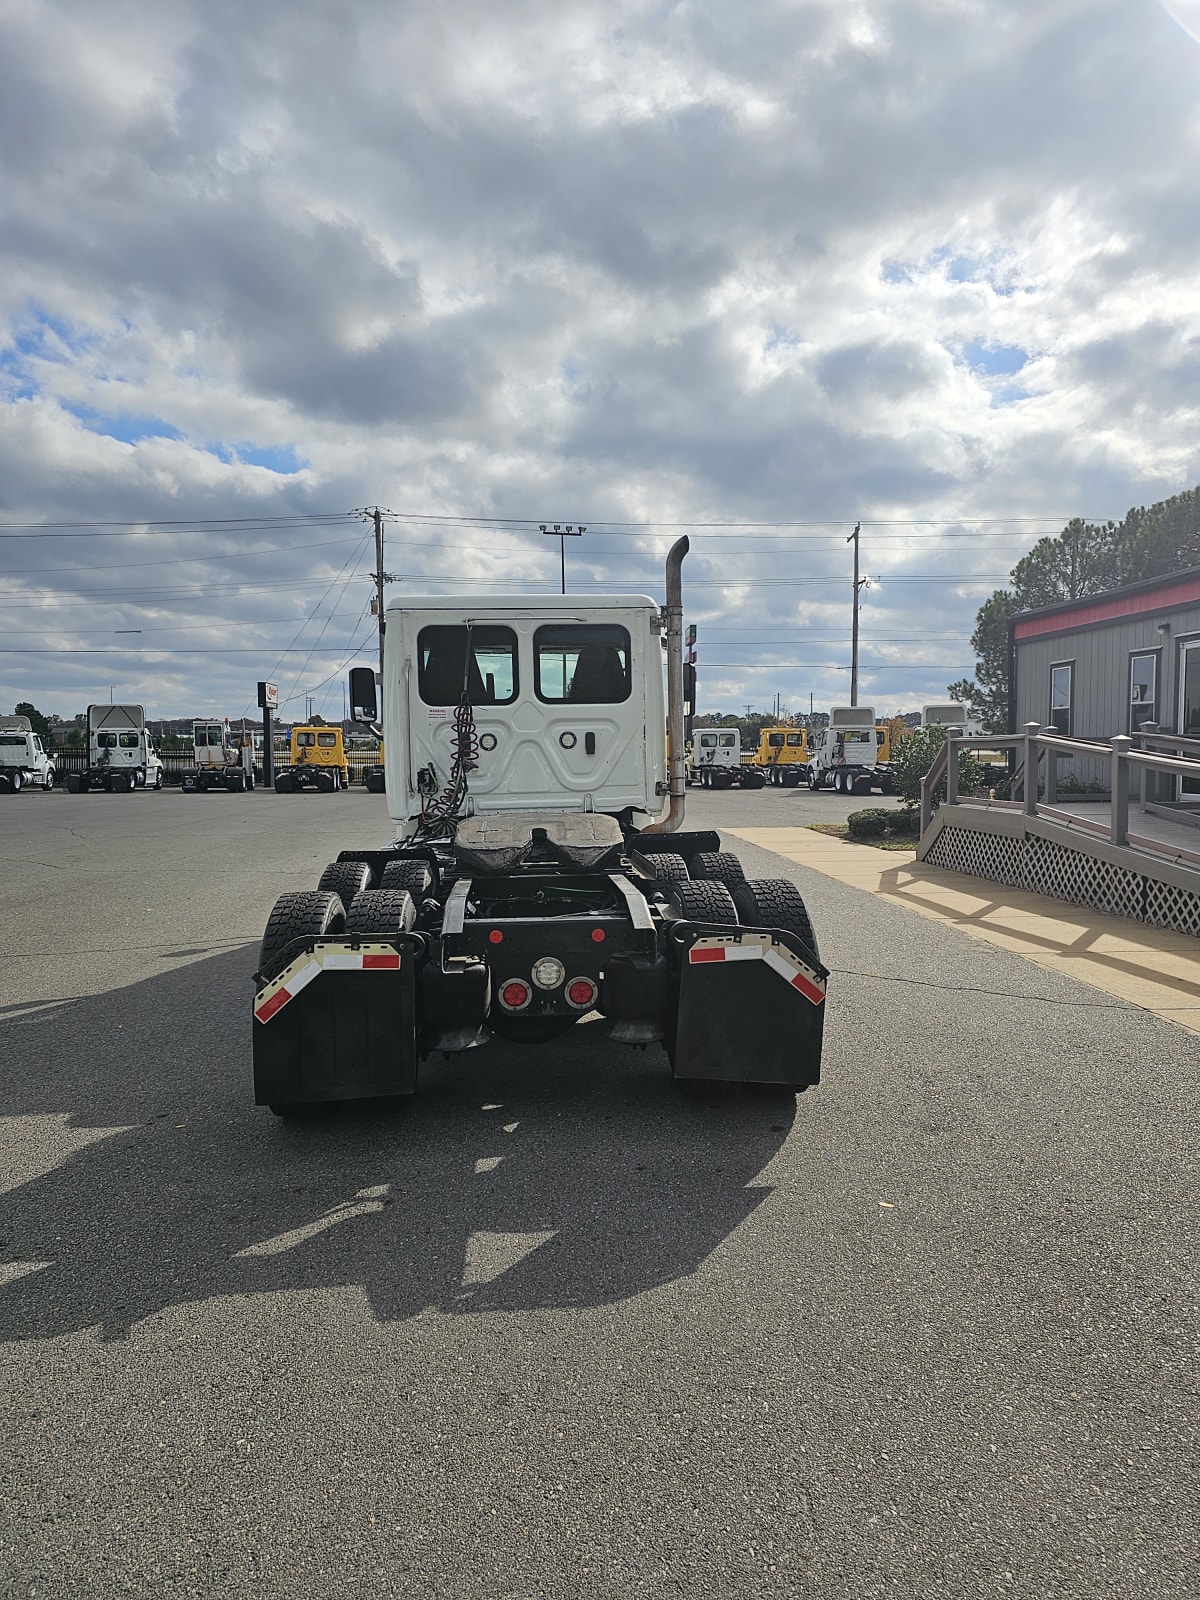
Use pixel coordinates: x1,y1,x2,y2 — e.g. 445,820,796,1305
0,786,1196,1599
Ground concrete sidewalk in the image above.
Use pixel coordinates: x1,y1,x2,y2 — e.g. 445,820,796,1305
727,825,1200,1037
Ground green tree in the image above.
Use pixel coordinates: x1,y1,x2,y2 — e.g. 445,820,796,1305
1116,488,1200,583
889,725,982,809
13,702,54,748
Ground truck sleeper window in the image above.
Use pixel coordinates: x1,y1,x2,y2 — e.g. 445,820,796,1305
534,625,631,704
418,626,518,706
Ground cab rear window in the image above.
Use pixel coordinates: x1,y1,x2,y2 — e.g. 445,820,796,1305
317,732,338,748
119,732,139,748
786,733,804,746
768,733,784,747
535,625,631,704
418,626,518,706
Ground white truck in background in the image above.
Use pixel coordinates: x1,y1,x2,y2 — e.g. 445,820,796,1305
66,704,162,793
0,716,56,792
920,703,979,736
181,719,255,793
805,705,895,796
686,729,766,789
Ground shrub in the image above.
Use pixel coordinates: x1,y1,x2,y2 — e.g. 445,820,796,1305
889,725,983,809
846,807,920,839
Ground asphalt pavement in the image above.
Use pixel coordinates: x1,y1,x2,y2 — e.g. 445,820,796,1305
0,785,1196,1598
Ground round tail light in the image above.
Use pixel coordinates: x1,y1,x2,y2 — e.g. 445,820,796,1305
565,976,598,1012
498,979,532,1012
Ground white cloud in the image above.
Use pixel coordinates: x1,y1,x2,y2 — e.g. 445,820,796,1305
2,0,1199,720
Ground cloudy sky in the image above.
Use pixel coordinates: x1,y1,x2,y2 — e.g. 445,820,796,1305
3,0,1199,725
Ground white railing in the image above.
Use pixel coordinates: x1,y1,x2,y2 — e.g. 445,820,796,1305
921,725,1200,849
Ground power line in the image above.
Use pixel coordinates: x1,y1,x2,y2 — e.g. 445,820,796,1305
0,536,365,576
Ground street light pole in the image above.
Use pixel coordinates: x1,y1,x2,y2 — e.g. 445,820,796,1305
540,524,586,593
848,521,863,706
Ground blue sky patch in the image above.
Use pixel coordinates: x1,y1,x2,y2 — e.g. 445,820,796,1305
63,402,183,444
206,441,306,473
963,341,1028,376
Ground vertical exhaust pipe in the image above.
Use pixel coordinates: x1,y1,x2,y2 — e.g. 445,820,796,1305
643,535,689,834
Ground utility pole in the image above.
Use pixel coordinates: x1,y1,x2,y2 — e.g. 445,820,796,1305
353,507,396,691
372,506,386,682
848,521,863,706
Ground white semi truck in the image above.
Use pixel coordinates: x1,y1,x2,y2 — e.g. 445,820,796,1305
181,719,255,793
252,539,828,1117
0,716,56,792
805,705,895,795
65,704,162,793
686,730,766,789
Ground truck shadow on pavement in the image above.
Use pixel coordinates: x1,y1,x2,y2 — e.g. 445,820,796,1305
0,947,794,1342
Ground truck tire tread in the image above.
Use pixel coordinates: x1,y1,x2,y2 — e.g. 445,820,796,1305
731,879,819,960
345,889,417,934
258,890,346,981
690,851,746,887
667,879,739,924
380,859,435,897
317,859,373,903
649,852,690,885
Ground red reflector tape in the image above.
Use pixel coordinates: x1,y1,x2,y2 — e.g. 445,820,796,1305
254,946,402,1023
255,988,292,1024
688,935,826,1007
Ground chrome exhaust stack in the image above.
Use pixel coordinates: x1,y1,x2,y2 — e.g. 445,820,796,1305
643,534,689,834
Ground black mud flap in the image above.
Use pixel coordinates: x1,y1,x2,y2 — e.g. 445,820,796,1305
666,922,827,1088
252,936,421,1108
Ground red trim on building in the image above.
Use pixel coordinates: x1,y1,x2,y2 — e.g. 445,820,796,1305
1014,575,1200,641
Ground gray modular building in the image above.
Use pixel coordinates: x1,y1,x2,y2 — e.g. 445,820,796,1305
1010,566,1200,800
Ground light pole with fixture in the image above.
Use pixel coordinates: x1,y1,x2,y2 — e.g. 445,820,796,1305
540,524,586,594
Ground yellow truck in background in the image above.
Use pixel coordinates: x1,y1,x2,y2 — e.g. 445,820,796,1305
274,725,350,793
750,727,810,786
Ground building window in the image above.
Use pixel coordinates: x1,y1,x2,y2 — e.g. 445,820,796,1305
1049,662,1073,735
1129,652,1157,733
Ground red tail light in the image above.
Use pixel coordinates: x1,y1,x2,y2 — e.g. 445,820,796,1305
498,979,532,1012
565,977,598,1011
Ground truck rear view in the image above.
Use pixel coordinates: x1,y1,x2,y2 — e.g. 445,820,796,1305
251,539,828,1117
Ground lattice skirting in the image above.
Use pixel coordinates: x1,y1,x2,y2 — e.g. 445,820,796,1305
925,826,1200,939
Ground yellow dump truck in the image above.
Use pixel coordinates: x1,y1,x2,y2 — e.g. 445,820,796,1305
274,726,350,793
750,728,810,786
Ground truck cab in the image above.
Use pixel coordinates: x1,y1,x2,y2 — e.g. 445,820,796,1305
686,729,764,789
66,705,155,793
0,717,55,792
752,727,810,785
381,596,662,823
806,706,895,796
181,720,253,792
275,726,349,793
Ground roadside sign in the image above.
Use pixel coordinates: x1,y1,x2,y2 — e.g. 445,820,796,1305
258,681,279,709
